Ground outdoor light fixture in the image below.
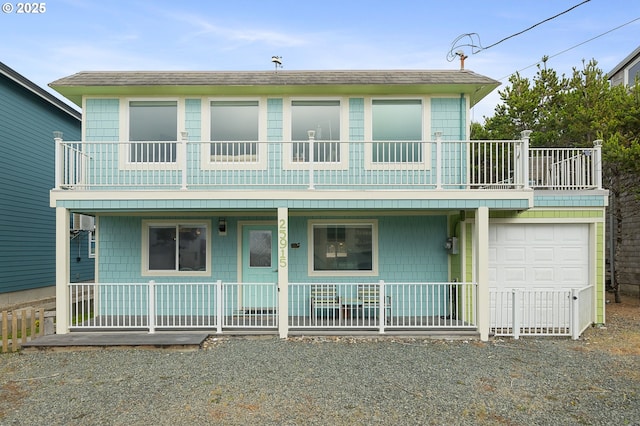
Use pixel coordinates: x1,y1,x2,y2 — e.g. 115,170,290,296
218,218,227,236
53,131,63,140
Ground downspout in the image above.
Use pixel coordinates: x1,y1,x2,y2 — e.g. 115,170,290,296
460,94,465,140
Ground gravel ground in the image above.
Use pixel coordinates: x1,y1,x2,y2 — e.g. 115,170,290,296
1,300,639,425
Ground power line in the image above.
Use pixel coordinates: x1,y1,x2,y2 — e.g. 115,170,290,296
498,16,640,81
447,0,591,61
483,0,591,51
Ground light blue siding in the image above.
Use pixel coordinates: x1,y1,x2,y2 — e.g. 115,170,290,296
97,214,450,316
0,72,88,293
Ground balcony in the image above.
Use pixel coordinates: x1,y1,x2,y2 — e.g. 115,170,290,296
54,134,603,192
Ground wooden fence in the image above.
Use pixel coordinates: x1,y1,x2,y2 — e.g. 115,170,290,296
1,308,47,353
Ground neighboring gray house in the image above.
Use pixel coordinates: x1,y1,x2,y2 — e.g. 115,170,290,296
608,45,640,87
0,62,93,309
607,46,640,297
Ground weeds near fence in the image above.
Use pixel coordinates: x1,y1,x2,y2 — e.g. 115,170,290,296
1,308,46,353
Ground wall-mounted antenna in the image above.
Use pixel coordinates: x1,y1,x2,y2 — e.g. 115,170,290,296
271,56,283,72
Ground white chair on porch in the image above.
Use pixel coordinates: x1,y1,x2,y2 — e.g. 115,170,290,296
358,285,391,324
310,285,341,324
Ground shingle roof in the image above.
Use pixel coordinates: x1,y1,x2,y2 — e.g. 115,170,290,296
50,69,499,87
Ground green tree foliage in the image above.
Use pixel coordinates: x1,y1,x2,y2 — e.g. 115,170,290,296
472,58,640,301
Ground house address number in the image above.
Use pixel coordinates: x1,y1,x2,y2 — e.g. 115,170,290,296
279,219,287,268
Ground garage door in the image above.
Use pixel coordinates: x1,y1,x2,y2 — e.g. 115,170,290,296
489,223,589,290
489,223,590,332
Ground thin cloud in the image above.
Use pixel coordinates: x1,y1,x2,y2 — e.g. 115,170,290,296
167,12,309,48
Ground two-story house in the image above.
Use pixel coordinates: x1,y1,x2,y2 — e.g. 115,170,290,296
608,45,640,87
0,62,93,310
48,69,608,340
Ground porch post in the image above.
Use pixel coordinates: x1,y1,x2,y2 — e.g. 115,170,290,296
520,130,532,189
475,206,490,341
148,280,156,334
55,207,71,334
277,207,289,338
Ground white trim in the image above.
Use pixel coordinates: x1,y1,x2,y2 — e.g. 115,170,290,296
307,219,378,277
281,97,349,171
118,98,184,171
625,55,640,86
141,219,211,277
363,96,432,170
237,220,278,283
200,97,268,171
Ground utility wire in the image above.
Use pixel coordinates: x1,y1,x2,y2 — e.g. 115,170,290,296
447,0,591,61
498,16,640,81
482,0,591,51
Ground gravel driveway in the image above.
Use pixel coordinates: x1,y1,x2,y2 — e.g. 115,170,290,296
1,300,639,425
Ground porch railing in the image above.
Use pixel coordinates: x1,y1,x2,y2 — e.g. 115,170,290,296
489,286,594,339
53,135,603,191
68,281,477,333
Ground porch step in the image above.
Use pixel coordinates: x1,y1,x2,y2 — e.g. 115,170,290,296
20,331,210,352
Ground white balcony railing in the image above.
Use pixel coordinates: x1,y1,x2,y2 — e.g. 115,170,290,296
53,134,603,191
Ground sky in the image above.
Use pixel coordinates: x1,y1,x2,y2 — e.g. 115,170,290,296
1,0,638,120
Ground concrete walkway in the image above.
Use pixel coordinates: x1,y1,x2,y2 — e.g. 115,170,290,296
21,331,210,351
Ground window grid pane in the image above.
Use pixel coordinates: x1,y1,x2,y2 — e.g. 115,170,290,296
313,224,372,271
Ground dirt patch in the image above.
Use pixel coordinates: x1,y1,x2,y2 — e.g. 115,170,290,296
0,380,31,419
580,293,640,355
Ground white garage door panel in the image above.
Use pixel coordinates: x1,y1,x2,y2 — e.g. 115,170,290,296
489,223,589,290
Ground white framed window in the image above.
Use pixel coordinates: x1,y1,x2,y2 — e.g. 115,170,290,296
627,58,640,86
129,100,178,162
202,99,268,170
142,220,211,276
283,98,348,170
308,220,378,277
119,98,183,170
364,98,430,170
88,230,96,259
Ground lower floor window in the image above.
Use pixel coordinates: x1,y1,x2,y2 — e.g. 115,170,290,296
312,222,375,273
147,223,208,273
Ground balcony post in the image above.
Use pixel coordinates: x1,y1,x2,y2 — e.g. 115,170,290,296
53,131,63,189
593,139,603,189
520,130,532,189
307,130,315,190
434,131,442,189
180,131,189,190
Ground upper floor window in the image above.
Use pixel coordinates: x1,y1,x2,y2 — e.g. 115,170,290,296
372,99,422,163
129,101,177,163
291,100,341,163
210,100,259,163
